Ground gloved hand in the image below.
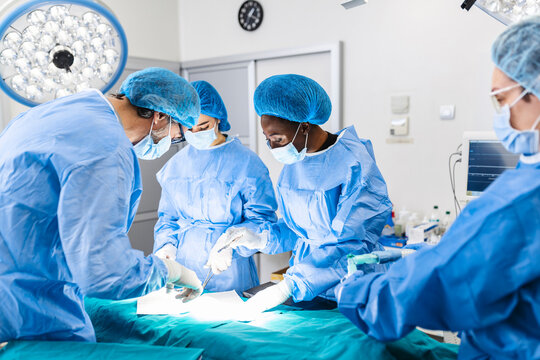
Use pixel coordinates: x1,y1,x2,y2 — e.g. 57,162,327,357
205,227,266,274
161,258,202,302
336,270,364,302
245,279,293,314
205,245,233,275
155,243,177,260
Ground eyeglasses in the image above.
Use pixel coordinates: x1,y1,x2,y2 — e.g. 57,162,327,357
489,83,528,113
171,121,185,144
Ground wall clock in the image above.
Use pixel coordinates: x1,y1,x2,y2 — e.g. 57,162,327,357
238,1,263,32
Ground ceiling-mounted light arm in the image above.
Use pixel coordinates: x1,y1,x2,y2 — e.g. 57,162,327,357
460,0,477,11
341,0,368,10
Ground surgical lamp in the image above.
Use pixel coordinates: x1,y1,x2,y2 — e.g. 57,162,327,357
460,0,540,26
0,0,127,107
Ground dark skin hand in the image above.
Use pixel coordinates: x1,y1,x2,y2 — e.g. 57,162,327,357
261,115,329,152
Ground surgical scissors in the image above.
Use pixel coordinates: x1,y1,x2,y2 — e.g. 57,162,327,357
166,268,214,294
201,241,237,292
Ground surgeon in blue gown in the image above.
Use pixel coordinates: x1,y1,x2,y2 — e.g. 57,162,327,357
335,18,540,359
153,80,277,294
207,74,392,312
0,68,203,342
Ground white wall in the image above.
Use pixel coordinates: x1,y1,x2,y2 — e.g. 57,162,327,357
178,0,505,218
103,0,180,62
0,0,182,123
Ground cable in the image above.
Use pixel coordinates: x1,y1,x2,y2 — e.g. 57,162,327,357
455,144,463,214
448,143,463,217
449,153,460,216
452,158,462,214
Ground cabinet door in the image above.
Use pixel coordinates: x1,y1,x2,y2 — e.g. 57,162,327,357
183,61,256,151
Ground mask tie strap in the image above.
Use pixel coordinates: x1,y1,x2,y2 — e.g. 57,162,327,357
290,123,302,143
531,114,540,131
510,89,529,108
148,118,155,135
489,83,521,96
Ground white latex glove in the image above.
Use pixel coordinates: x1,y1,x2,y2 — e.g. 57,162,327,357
205,246,233,275
205,227,266,275
161,258,202,302
155,243,177,260
232,227,267,249
245,280,293,314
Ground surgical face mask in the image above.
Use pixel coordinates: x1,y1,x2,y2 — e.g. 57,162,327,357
133,119,172,160
184,126,217,150
269,124,308,165
491,85,540,155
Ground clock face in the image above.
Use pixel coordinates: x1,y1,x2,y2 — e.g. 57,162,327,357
238,1,263,32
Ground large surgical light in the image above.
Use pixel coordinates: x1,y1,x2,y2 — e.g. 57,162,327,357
460,0,540,25
0,0,127,107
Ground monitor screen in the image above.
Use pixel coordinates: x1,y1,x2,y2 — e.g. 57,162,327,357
466,140,520,197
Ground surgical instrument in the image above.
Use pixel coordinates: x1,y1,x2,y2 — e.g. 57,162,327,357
347,249,415,276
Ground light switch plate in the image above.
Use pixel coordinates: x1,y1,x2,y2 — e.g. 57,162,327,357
391,95,410,114
440,105,455,120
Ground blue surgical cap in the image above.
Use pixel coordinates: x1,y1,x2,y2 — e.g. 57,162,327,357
119,67,200,128
254,74,332,125
492,16,540,99
191,80,230,131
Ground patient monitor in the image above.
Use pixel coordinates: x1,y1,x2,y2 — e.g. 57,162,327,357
461,131,520,201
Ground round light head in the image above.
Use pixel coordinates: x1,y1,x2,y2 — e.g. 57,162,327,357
473,0,540,25
0,0,128,106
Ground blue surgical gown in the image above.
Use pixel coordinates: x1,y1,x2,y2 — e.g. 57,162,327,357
0,90,168,343
262,126,392,302
336,159,540,359
154,138,277,294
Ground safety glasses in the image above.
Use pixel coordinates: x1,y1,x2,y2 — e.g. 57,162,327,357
489,83,528,113
171,122,185,144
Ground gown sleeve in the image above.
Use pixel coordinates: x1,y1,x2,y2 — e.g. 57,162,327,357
259,218,299,255
335,192,537,341
287,162,392,302
57,148,167,300
229,163,279,258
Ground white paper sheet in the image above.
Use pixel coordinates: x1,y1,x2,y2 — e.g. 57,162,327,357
136,288,246,321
